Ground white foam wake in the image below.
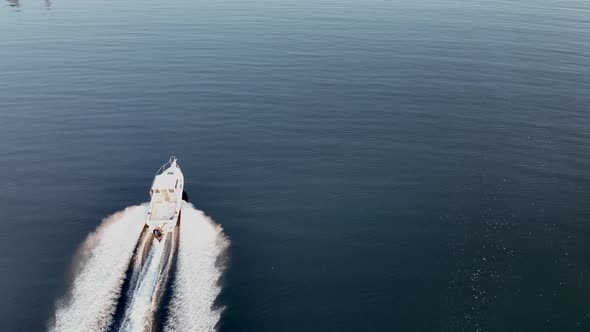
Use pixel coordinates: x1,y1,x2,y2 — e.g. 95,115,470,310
119,238,165,331
127,231,152,294
119,230,177,332
50,205,148,332
164,202,230,332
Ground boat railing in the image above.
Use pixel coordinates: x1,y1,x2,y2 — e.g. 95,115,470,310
156,161,170,176
151,156,179,189
157,156,179,174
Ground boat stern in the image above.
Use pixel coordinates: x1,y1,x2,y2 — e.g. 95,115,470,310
146,213,180,241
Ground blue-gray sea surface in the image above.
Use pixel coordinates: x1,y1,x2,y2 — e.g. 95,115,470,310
1,0,590,331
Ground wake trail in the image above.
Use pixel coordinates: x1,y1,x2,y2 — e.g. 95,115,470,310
50,205,148,332
119,230,177,332
164,202,230,332
126,231,153,294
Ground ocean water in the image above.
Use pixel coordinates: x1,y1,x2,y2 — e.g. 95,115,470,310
1,0,590,331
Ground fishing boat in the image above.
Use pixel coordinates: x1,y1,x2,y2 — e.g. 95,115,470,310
146,156,188,241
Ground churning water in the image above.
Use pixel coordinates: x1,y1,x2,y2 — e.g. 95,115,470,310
50,203,228,332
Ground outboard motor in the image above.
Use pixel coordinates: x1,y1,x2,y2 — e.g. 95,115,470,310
153,228,163,241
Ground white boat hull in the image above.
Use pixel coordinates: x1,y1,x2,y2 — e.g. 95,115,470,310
146,157,185,241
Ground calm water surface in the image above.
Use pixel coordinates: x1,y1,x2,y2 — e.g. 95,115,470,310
1,0,590,331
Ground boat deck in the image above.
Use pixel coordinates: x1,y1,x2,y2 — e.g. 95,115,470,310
149,190,179,220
